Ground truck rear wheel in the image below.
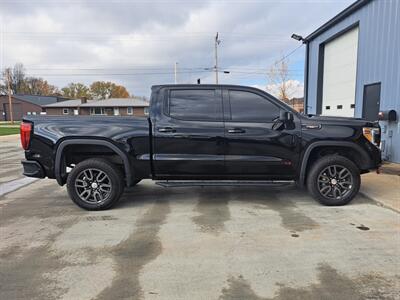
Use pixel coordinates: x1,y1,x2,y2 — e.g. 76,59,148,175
307,155,360,206
66,158,124,210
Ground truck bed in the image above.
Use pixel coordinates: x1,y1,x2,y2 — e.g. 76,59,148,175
23,115,149,143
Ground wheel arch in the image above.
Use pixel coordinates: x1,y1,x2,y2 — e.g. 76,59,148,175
299,141,371,186
55,138,132,187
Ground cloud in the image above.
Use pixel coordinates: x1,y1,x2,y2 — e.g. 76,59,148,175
0,0,353,96
264,79,304,99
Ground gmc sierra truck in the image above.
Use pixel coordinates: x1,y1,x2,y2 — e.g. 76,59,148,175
20,84,381,210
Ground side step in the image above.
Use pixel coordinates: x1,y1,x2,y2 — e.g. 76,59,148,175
155,180,295,188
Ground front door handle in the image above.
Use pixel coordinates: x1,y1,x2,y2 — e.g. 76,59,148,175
227,128,246,134
158,127,176,133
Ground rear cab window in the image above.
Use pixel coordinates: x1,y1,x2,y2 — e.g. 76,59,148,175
167,89,222,121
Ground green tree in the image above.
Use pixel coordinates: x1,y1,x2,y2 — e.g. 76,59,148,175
90,81,130,99
61,82,91,99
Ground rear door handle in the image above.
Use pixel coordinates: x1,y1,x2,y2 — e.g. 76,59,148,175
158,127,176,133
227,128,246,134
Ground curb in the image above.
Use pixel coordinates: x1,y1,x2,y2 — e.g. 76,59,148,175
359,192,399,214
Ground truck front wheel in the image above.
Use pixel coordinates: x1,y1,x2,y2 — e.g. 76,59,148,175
66,158,124,210
307,155,360,206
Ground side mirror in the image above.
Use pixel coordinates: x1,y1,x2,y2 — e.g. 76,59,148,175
279,111,293,122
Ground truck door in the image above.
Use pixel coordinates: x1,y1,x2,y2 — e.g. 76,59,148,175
153,87,225,178
223,88,299,179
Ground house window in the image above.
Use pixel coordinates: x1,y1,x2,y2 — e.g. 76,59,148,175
90,107,105,115
32,112,37,115
350,104,355,109
63,108,69,115
127,107,133,115
144,107,149,116
114,108,120,116
337,105,343,109
325,106,330,110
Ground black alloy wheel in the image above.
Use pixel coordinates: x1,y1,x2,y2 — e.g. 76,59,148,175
307,155,360,206
67,158,124,210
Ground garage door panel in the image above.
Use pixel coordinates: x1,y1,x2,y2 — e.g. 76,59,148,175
322,27,359,117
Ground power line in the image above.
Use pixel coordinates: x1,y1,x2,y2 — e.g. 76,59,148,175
24,70,212,76
0,0,350,3
19,65,303,72
23,69,303,76
270,44,304,66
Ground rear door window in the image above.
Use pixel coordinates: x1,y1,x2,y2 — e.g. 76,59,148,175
168,89,222,121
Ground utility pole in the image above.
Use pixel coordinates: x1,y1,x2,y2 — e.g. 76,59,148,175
6,69,14,124
214,32,220,84
174,62,178,84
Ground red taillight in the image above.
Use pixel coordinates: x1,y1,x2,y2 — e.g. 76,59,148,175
20,122,32,150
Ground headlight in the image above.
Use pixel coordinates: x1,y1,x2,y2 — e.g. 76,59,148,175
363,127,381,148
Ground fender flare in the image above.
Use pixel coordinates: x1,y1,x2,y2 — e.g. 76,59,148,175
55,139,132,187
298,141,371,186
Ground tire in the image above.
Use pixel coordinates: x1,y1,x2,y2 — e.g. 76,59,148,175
67,158,124,210
307,155,360,206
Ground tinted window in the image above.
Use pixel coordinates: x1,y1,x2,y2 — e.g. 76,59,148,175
169,89,222,121
229,90,280,122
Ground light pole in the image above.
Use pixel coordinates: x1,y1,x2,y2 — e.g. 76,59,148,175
6,69,14,124
291,33,309,114
174,62,178,84
214,32,221,84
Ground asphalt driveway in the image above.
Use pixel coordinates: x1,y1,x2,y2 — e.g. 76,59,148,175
0,136,399,300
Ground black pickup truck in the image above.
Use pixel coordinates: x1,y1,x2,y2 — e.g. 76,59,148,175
21,84,381,210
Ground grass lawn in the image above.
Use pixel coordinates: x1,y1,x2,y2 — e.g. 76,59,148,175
0,127,20,136
0,121,21,125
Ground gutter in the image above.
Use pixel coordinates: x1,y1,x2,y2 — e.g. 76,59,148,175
305,0,371,42
304,41,310,114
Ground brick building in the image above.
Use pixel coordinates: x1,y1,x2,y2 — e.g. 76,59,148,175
282,97,304,113
45,98,149,117
0,94,67,121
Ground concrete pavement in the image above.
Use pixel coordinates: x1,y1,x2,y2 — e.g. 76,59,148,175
1,179,399,300
0,134,25,184
0,136,399,300
361,163,400,212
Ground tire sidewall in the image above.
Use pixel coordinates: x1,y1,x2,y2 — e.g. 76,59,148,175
67,159,124,210
307,155,360,206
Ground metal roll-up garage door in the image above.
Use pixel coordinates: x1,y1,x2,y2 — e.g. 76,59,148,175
322,26,359,117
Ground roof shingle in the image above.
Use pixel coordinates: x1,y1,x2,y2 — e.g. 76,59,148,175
44,98,149,108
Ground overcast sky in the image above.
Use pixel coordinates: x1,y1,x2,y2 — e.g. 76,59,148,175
0,0,354,97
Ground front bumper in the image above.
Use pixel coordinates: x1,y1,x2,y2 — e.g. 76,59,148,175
21,160,45,178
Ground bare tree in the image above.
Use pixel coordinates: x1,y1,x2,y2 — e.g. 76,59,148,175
266,57,296,103
0,63,26,95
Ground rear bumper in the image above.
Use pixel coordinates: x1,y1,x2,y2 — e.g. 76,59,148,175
21,160,45,178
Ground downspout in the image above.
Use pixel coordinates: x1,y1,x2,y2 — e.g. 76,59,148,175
303,40,310,115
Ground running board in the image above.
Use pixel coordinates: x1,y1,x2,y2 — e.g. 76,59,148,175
155,180,295,188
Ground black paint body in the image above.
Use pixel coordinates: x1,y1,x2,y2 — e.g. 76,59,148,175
22,84,381,186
